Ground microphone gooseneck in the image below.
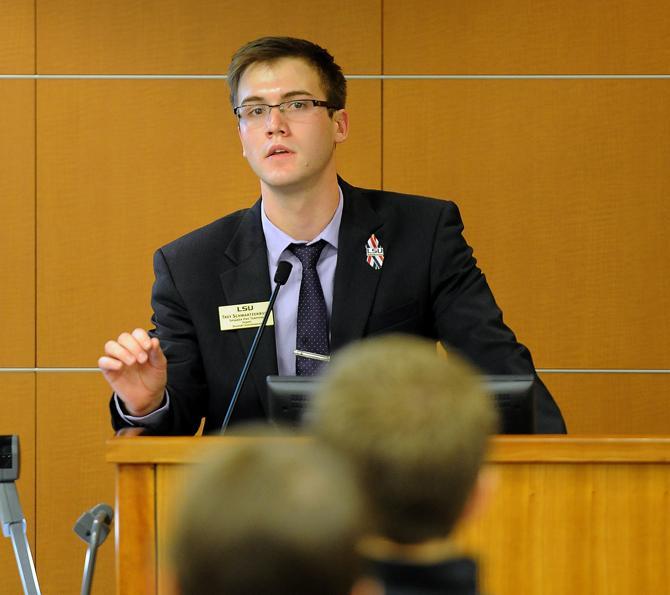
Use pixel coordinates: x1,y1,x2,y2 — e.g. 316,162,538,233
75,503,114,595
220,261,293,434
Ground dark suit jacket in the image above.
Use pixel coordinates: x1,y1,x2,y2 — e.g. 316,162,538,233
368,556,480,595
110,179,566,434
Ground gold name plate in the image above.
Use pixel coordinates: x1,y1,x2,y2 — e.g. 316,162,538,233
218,301,274,331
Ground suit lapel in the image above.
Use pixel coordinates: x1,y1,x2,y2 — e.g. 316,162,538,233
217,182,385,395
219,200,277,414
331,180,384,351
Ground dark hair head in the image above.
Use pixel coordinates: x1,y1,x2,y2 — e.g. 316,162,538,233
227,36,347,110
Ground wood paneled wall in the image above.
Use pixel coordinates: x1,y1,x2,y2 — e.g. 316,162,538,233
0,81,34,366
0,0,34,74
383,0,670,73
0,376,36,595
1,1,668,593
1,2,36,591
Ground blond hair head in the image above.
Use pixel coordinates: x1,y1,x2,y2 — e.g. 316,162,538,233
171,436,365,595
311,335,498,544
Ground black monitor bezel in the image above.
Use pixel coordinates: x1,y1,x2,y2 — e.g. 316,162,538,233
265,374,536,434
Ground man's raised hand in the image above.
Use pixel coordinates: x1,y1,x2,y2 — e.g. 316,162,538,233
98,328,167,416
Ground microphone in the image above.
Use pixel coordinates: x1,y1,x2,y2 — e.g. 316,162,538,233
220,261,293,433
73,503,113,546
74,503,114,595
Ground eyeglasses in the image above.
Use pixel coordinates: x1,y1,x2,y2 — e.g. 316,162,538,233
233,99,338,126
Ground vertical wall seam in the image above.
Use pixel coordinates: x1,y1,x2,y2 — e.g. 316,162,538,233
33,0,38,371
33,0,38,567
380,0,384,190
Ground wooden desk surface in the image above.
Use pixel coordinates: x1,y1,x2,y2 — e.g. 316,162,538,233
107,434,670,464
107,435,670,595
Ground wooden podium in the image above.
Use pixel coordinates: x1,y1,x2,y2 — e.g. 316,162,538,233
106,436,670,595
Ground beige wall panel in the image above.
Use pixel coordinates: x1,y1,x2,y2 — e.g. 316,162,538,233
383,80,670,369
541,373,670,434
0,374,35,595
37,80,379,365
0,0,34,73
0,81,34,366
37,0,380,73
384,0,670,74
36,373,115,595
339,81,382,188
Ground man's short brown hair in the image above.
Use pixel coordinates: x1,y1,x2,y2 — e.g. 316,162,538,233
171,437,364,595
227,36,347,110
311,335,499,544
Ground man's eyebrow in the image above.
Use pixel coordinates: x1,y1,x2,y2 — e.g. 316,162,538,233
281,90,317,99
238,90,317,105
238,95,264,105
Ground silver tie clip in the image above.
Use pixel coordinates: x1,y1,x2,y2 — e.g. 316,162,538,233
294,349,331,362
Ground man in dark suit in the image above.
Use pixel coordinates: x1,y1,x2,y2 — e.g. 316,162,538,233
100,36,566,434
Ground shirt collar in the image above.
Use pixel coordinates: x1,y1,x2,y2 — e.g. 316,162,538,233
261,186,343,267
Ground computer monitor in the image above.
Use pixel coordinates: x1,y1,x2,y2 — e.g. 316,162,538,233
265,374,536,434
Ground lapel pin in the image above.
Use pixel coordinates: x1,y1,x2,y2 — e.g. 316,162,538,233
365,234,384,270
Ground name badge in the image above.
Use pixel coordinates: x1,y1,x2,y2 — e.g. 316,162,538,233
218,302,274,331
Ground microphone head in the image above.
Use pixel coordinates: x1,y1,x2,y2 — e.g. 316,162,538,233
74,503,114,545
274,261,293,285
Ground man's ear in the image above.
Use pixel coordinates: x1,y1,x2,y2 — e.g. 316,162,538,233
459,465,499,524
333,109,349,144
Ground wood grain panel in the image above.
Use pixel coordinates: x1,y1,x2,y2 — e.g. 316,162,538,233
107,435,307,464
116,464,156,595
384,0,670,74
541,373,670,434
383,80,670,369
106,435,670,464
36,373,116,595
0,81,34,366
0,374,35,595
36,0,380,74
454,461,670,595
0,0,34,73
111,438,670,595
36,80,380,365
156,465,188,595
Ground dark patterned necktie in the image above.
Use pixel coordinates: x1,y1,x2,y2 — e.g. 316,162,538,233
289,240,329,376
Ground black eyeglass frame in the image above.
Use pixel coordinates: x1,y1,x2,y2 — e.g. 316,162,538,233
232,99,340,118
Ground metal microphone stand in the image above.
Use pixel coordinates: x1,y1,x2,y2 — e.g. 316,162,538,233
74,503,114,595
1,435,41,595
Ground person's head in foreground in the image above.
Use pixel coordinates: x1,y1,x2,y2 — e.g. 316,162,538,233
170,435,380,595
310,335,499,552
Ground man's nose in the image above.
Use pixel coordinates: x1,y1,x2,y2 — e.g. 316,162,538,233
265,106,288,135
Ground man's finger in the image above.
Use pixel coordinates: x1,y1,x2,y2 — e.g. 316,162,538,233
148,337,167,368
117,332,148,364
104,339,136,366
98,356,123,372
131,328,152,350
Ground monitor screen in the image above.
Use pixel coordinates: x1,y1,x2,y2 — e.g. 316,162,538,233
266,374,536,434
